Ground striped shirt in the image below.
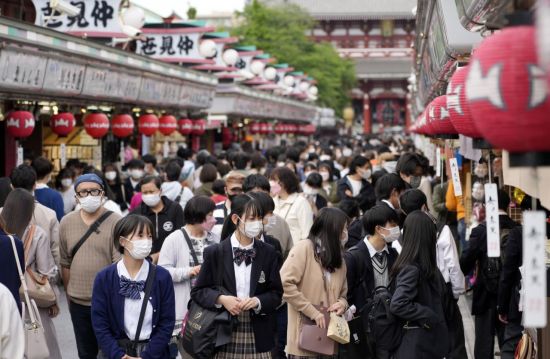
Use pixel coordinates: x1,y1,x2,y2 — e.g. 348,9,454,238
212,201,230,239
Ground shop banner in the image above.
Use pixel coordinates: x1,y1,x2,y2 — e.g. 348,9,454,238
43,58,86,95
136,33,202,62
82,66,141,101
31,0,124,37
0,48,48,90
484,183,500,258
522,211,547,328
449,158,462,196
179,84,215,109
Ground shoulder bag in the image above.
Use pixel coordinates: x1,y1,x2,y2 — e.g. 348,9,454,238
71,210,113,261
9,234,50,359
18,225,56,308
181,227,199,266
180,244,233,359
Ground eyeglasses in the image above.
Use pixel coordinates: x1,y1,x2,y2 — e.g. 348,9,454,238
76,189,103,198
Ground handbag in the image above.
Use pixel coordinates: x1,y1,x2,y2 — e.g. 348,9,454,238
18,225,56,308
180,244,233,359
515,329,537,359
327,312,350,344
9,234,50,359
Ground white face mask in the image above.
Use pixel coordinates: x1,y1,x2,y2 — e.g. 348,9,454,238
304,171,313,179
276,162,285,168
61,178,73,188
320,172,330,182
342,148,352,157
123,237,152,260
319,154,331,162
360,169,372,180
142,193,161,207
130,169,144,180
239,218,263,238
474,165,488,178
380,226,400,243
79,195,103,214
105,171,117,181
303,185,318,196
383,161,397,173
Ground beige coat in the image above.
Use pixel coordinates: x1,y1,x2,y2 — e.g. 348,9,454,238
280,239,348,357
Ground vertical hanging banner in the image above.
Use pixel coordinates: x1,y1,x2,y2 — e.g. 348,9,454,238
60,143,67,168
163,141,169,158
31,0,124,37
484,183,500,257
449,158,463,196
16,145,24,166
436,147,442,177
522,211,547,328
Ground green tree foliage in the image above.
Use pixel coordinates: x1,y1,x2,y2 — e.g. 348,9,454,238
187,6,197,20
233,0,356,116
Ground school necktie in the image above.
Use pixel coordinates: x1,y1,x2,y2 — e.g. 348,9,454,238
119,275,145,300
233,247,257,266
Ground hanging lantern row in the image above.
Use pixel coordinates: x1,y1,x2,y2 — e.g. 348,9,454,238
410,25,550,160
6,110,35,139
249,122,316,135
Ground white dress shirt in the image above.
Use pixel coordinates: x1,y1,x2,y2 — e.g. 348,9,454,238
364,237,390,257
117,260,153,341
436,225,465,298
230,234,261,312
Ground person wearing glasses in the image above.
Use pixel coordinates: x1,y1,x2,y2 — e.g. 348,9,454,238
59,173,122,359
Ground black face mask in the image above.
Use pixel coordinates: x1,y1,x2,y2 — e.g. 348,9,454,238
227,194,237,202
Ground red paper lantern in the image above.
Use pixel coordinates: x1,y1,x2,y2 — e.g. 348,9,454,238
427,95,457,136
447,66,481,138
250,122,261,134
111,114,134,138
159,115,177,136
50,112,75,137
465,26,550,152
192,119,206,135
274,123,285,135
178,119,193,135
83,113,109,138
6,111,35,138
287,124,298,133
138,114,159,136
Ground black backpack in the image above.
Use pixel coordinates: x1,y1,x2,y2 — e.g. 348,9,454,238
480,225,511,294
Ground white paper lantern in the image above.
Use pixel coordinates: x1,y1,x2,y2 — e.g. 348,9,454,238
199,40,217,58
283,75,295,87
308,86,318,96
120,6,145,29
222,49,239,66
264,67,277,81
250,60,266,75
299,82,310,92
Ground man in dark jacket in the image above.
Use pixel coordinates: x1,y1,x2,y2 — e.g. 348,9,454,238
132,176,184,263
337,155,376,213
460,189,518,359
124,159,145,205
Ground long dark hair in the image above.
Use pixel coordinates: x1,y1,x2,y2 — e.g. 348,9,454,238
308,207,348,272
0,177,12,208
2,188,35,238
391,210,438,280
220,194,264,240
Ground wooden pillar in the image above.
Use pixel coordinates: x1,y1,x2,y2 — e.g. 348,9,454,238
363,94,371,134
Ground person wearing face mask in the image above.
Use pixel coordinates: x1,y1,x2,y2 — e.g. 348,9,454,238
303,173,328,217
124,159,146,207
319,162,339,205
132,176,184,264
337,155,376,213
57,167,77,214
91,214,175,359
191,195,283,358
103,163,128,212
395,152,424,189
32,156,65,221
343,205,400,358
158,196,219,355
212,171,246,239
399,189,467,359
59,173,122,359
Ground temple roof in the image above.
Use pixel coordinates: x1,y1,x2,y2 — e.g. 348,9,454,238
260,0,417,20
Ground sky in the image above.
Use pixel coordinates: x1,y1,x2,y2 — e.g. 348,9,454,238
187,0,247,15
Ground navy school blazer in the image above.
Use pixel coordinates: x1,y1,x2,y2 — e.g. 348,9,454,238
190,237,283,353
91,261,176,359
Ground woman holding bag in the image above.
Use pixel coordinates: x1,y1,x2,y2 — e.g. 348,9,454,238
91,214,175,359
2,188,61,358
280,207,349,359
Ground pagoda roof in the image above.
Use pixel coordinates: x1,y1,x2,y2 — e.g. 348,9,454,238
264,0,416,20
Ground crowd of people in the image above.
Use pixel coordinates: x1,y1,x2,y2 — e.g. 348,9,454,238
0,136,540,359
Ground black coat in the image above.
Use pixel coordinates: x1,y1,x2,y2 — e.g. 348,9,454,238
337,176,376,212
345,218,365,250
459,215,518,315
497,226,523,321
132,196,184,253
123,178,140,205
108,182,128,211
390,265,450,359
191,238,283,353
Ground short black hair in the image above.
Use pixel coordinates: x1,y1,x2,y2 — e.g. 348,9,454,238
196,150,210,166
285,147,300,163
199,163,218,183
338,199,360,219
66,159,82,170
113,214,154,254
232,152,250,170
498,189,511,211
248,191,275,214
141,175,162,189
363,204,399,235
305,172,323,189
142,154,157,166
396,153,423,176
212,179,226,195
165,160,182,181
10,164,37,191
399,189,428,215
375,173,407,201
349,155,370,175
177,146,193,160
183,195,216,225
31,156,54,180
243,174,270,192
127,159,145,169
270,167,300,194
250,153,267,170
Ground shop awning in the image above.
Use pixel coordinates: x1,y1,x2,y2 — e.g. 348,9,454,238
0,16,217,110
210,83,317,122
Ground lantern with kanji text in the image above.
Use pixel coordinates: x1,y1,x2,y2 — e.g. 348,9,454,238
250,122,261,134
50,112,75,137
83,113,109,138
447,66,481,138
138,114,159,136
192,119,206,136
6,111,35,138
112,114,134,138
159,115,177,136
427,95,457,138
274,123,285,135
178,119,193,135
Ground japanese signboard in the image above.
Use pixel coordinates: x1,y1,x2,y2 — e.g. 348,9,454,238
0,48,48,90
449,158,463,196
522,211,547,328
484,183,500,257
136,33,202,62
31,0,124,37
42,58,86,95
82,67,141,101
179,84,215,109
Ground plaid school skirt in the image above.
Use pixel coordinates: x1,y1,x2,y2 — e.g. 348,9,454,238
287,355,337,359
214,311,272,359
